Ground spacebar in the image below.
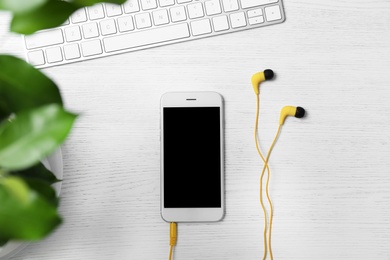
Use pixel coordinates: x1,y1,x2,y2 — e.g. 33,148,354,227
103,23,190,53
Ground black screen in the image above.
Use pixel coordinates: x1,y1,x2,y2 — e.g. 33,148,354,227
163,107,221,208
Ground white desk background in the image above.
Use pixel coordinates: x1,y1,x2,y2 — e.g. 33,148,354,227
1,1,390,259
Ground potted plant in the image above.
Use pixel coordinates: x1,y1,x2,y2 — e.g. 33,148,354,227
0,0,125,256
0,54,76,254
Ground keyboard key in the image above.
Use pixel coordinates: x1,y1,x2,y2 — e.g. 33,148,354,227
230,12,246,28
152,9,169,25
81,40,103,56
205,0,222,16
25,29,63,49
27,50,45,66
191,19,211,36
135,13,152,29
159,0,174,7
247,8,262,18
170,6,186,22
46,46,63,63
105,3,122,17
249,16,264,25
64,44,81,60
141,0,158,10
82,22,99,38
117,16,135,32
177,0,192,3
71,8,87,23
187,3,204,19
100,19,117,35
222,0,238,12
265,5,281,21
103,23,190,52
88,4,105,20
240,0,278,9
212,15,229,31
65,26,82,42
123,0,140,13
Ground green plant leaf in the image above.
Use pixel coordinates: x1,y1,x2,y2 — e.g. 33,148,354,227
0,104,9,122
24,179,59,207
0,176,61,241
10,162,60,184
0,55,62,119
11,162,60,185
0,0,47,14
5,162,59,205
11,0,78,35
72,0,126,7
0,238,8,247
0,104,77,170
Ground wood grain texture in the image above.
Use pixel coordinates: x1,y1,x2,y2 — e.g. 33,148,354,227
1,0,390,259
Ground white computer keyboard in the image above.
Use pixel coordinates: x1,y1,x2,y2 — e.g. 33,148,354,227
23,0,285,68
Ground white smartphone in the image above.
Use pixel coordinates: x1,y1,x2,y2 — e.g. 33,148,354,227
160,92,224,222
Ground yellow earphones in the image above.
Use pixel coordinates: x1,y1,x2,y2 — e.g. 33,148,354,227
279,106,306,125
252,69,306,260
251,68,275,260
251,69,274,95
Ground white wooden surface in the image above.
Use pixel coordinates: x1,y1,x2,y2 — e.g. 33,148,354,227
1,1,390,259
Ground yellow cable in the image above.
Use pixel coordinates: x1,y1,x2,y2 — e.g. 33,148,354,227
255,92,283,260
169,246,173,260
264,125,282,260
169,222,177,260
254,94,271,260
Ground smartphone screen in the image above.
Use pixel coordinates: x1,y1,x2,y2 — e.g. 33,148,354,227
163,107,221,208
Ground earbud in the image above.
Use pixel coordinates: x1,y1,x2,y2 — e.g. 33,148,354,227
279,106,306,125
251,69,274,95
